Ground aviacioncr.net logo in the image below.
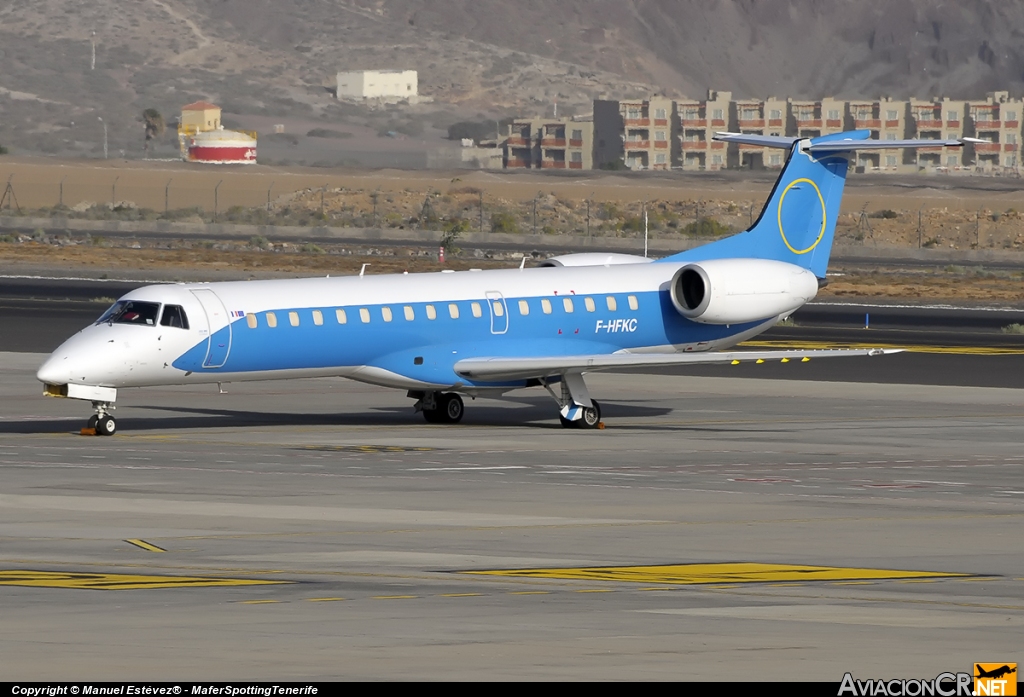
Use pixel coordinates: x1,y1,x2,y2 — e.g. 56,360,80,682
838,672,973,697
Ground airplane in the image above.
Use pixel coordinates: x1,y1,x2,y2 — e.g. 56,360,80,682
37,130,966,435
975,665,1016,680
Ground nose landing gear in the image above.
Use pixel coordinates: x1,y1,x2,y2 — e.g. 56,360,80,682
86,401,116,436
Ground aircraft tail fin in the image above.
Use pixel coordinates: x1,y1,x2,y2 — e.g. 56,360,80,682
659,130,964,278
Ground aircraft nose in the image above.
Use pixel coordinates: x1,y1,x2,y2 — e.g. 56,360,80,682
37,352,69,385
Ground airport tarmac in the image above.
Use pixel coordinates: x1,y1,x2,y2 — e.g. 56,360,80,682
1,350,1023,680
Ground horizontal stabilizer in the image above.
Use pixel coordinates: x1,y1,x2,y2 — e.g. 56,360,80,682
713,131,968,154
808,139,963,153
713,132,798,149
455,348,901,381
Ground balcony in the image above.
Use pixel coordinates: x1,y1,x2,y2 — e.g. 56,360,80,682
569,161,583,169
625,140,650,150
946,120,961,128
1005,120,1019,129
974,120,1001,129
797,119,823,127
541,160,567,169
505,158,531,168
568,138,584,147
710,141,725,150
885,119,900,128
541,138,566,147
974,142,1001,153
915,119,942,128
681,118,707,127
505,136,530,146
653,140,669,149
739,143,764,150
738,119,765,128
711,118,726,127
653,118,668,126
826,119,843,128
1004,143,1018,152
681,140,707,150
768,118,784,127
623,117,650,127
854,119,881,129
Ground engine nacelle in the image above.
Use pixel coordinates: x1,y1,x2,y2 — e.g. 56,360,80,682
540,253,653,267
669,258,819,324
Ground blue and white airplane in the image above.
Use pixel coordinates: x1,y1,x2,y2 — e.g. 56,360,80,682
37,130,965,434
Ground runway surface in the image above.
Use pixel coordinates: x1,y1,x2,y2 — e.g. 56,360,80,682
2,348,1024,680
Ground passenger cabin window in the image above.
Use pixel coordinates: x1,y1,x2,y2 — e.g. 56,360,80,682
312,310,324,326
518,300,529,315
382,307,393,322
404,306,415,321
584,297,596,312
606,296,617,311
562,298,574,313
245,313,257,329
628,295,639,310
471,302,482,318
541,299,552,314
335,309,347,324
160,304,190,329
98,300,161,327
492,301,504,317
426,305,437,320
289,311,300,327
359,308,371,323
448,303,460,319
266,312,278,328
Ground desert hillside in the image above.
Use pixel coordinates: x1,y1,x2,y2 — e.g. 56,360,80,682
2,1,1024,161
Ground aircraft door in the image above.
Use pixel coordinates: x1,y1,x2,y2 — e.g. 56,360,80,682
485,291,508,334
190,288,232,368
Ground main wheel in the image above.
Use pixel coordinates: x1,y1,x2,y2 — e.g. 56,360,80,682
87,414,99,430
422,408,441,423
578,400,601,430
440,393,464,424
96,414,116,436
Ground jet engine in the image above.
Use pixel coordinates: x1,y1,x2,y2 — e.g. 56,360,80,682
669,258,819,324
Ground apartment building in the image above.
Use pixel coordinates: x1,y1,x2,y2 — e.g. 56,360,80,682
503,117,594,170
676,90,732,171
787,97,847,139
965,91,1022,171
846,97,907,171
593,97,675,170
733,96,788,169
906,98,963,170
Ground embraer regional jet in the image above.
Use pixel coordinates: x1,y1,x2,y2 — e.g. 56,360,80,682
38,130,967,434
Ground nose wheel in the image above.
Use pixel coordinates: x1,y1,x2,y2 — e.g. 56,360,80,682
85,401,116,436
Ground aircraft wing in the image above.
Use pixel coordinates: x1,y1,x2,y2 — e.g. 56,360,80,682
713,132,798,149
808,138,963,153
454,348,900,381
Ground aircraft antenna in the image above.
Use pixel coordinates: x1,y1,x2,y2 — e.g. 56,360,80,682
643,203,649,258
359,263,370,277
519,255,527,270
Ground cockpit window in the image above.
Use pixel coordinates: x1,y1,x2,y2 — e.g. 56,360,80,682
160,304,190,329
96,300,161,326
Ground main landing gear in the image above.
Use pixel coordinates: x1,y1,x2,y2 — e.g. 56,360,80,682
411,391,465,424
544,372,603,430
87,401,116,436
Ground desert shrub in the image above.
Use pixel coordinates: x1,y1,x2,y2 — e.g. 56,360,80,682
869,209,899,219
682,217,733,237
1001,323,1024,334
490,210,520,234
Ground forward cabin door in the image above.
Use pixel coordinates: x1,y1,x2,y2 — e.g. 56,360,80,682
485,291,509,334
190,288,233,368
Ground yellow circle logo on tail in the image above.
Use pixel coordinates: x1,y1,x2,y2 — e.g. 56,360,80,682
777,178,827,254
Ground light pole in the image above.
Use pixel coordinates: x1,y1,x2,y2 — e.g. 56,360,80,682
98,117,107,159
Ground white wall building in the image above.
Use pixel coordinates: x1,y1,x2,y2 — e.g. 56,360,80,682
336,70,418,101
